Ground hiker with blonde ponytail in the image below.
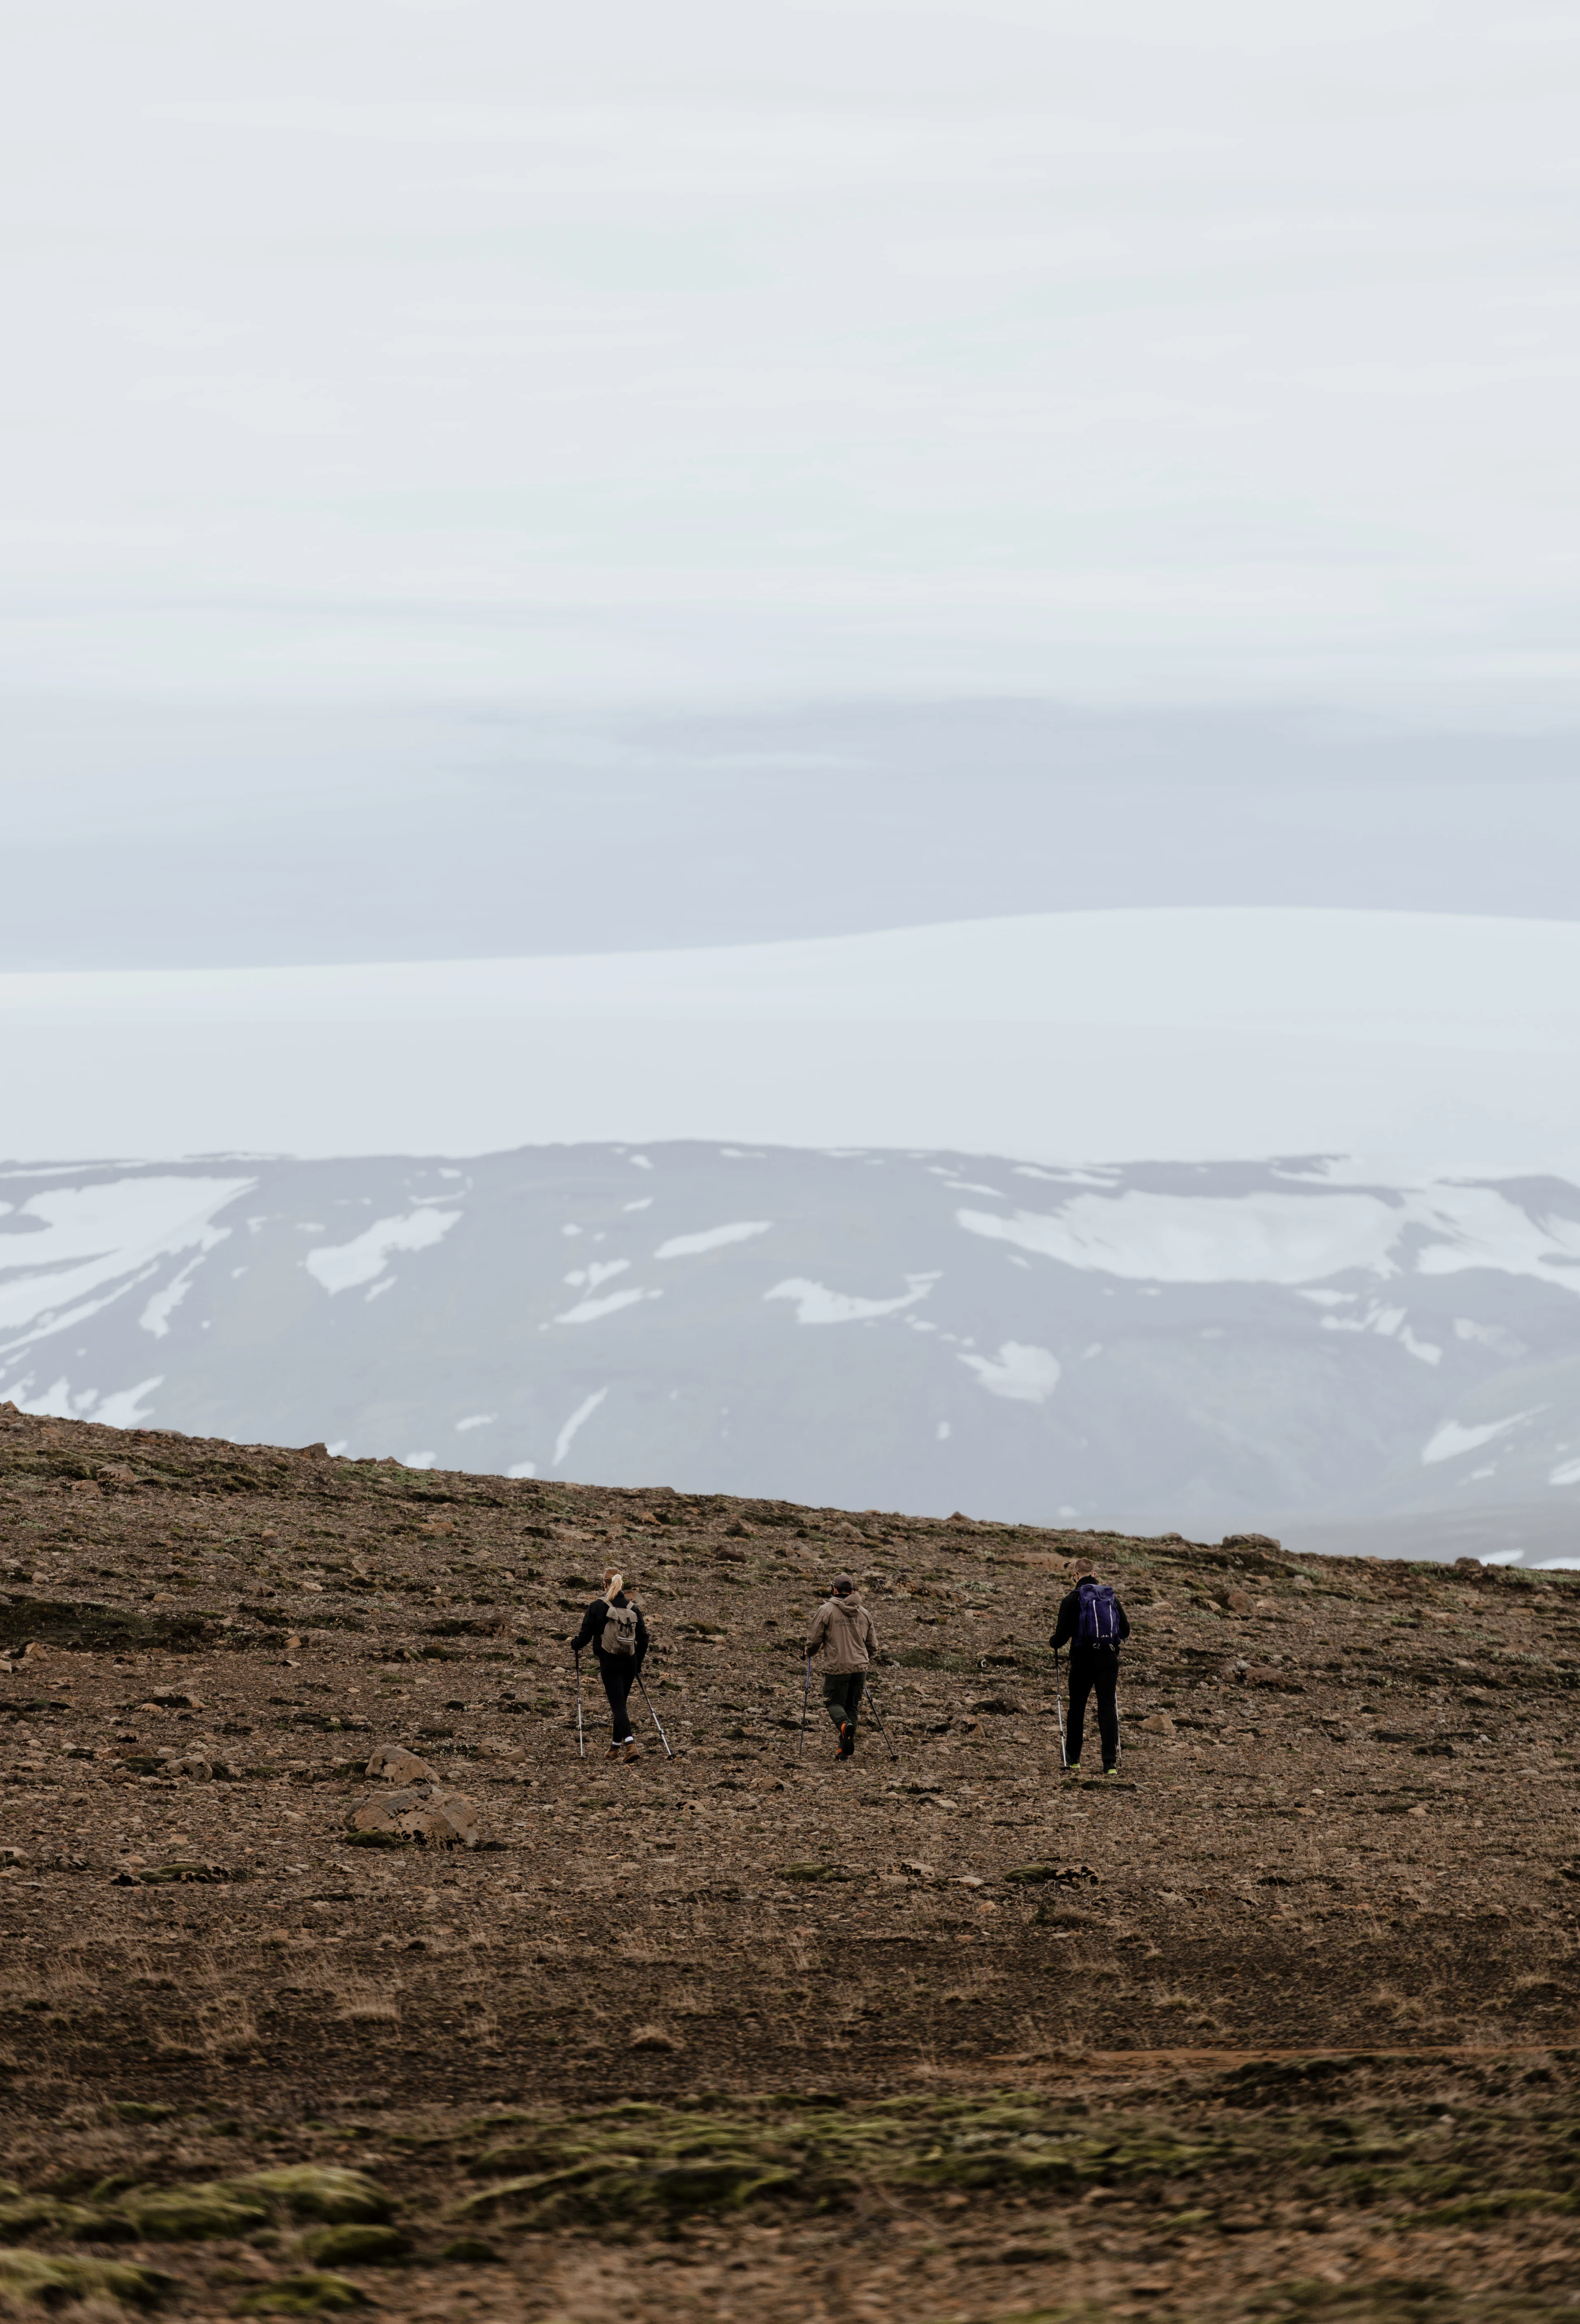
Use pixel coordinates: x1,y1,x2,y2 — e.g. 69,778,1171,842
569,1566,649,1762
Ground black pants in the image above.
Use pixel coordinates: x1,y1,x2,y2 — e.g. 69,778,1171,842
1066,1650,1120,1770
600,1653,637,1742
823,1671,864,1741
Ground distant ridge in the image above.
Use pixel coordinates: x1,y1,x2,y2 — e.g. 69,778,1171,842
3,1142,1578,1554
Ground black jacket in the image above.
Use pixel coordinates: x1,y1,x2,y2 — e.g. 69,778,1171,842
1050,1583,1130,1657
571,1591,649,1668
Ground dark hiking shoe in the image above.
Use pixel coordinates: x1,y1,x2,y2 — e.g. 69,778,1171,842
835,1721,855,1760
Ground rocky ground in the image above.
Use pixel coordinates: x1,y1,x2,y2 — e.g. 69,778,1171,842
2,1403,1578,2321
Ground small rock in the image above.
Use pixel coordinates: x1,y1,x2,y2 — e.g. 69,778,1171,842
629,2023,681,2052
1141,1713,1176,1736
365,1744,436,1784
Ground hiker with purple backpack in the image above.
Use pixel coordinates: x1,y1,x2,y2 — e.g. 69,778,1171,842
1050,1560,1130,1777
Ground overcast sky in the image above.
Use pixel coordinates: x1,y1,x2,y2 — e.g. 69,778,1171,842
4,2,1579,981
6,0,1580,719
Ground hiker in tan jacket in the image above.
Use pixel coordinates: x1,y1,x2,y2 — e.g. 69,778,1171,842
805,1574,877,1760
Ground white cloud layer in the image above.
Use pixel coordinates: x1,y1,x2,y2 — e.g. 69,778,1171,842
5,908,1580,1177
5,1,1580,716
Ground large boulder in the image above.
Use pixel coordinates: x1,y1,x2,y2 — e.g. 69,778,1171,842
348,1785,479,1848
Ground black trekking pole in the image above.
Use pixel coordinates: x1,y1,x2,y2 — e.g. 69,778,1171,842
862,1680,899,1761
1053,1647,1067,1770
798,1655,810,1760
635,1667,673,1760
574,1647,585,1761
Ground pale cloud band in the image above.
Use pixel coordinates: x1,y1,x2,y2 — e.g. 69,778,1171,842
4,1,1579,718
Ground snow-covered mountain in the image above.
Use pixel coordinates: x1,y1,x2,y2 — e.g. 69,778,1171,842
5,1143,1578,1556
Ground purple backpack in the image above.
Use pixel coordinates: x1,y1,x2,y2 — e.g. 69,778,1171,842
1077,1580,1122,1649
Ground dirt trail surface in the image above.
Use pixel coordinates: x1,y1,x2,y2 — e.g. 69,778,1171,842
2,1403,1579,2320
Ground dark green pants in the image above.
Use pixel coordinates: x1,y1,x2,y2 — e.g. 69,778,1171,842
823,1671,864,1735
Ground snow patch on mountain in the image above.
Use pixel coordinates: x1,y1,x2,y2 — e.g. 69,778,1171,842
959,1184,1580,1294
1421,1410,1545,1466
0,1176,253,1345
765,1275,937,1326
304,1207,461,1294
655,1221,771,1259
959,1341,1062,1403
554,1288,658,1325
555,1389,608,1467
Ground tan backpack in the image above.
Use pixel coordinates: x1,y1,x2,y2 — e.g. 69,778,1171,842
602,1597,640,1657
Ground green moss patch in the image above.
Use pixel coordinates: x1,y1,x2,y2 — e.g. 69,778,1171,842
299,2224,411,2266
236,2168,393,2224
235,2273,372,2315
0,2195,133,2245
1406,2188,1578,2228
452,2094,1245,2233
0,2247,177,2309
0,2167,393,2251
118,2182,271,2240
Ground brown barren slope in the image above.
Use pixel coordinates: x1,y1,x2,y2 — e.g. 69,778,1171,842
2,1403,1579,2321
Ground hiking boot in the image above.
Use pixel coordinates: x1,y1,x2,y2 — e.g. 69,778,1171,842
619,1740,640,1764
605,1742,624,1758
1063,1760,1082,1776
835,1721,855,1760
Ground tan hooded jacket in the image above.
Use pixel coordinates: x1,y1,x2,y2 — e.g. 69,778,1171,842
805,1592,877,1674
